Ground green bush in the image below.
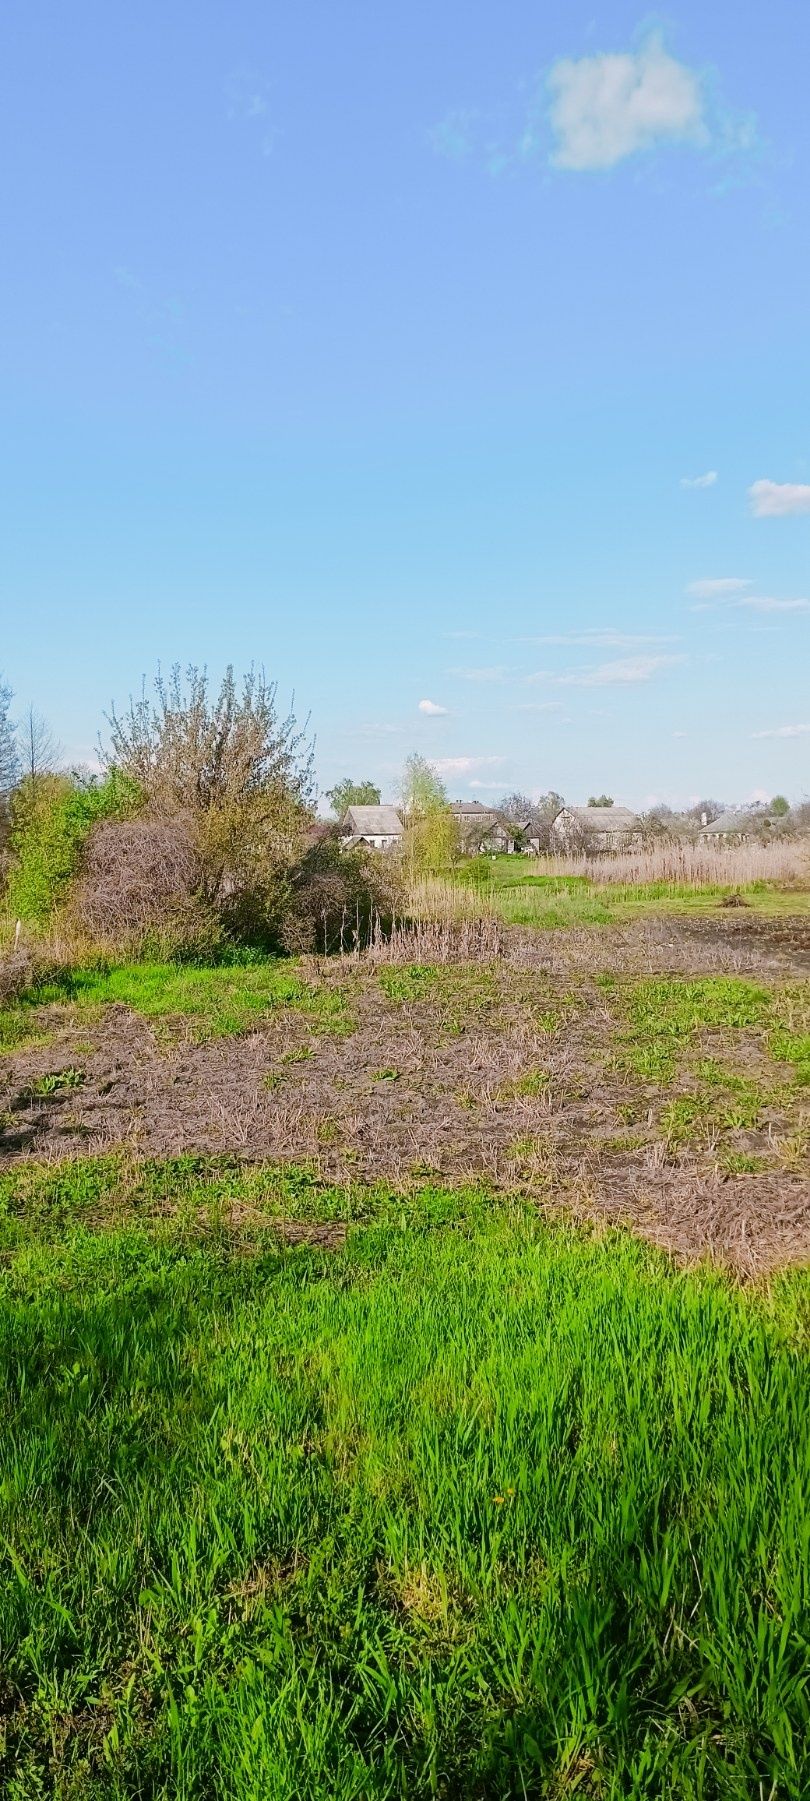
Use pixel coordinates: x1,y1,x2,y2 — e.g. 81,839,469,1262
6,770,140,925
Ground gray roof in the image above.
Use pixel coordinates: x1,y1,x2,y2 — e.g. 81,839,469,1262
701,808,766,835
342,804,403,836
556,806,639,833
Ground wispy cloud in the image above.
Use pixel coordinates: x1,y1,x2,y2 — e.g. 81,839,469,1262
751,723,810,739
447,665,508,683
433,755,506,776
690,586,810,615
428,108,478,162
687,577,751,599
546,36,706,172
681,470,718,489
738,596,810,613
418,698,449,716
749,479,810,517
525,629,678,648
225,70,275,155
530,654,685,688
342,721,405,740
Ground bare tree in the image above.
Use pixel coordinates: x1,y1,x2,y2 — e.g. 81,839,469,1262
0,676,18,796
20,707,61,780
500,789,564,852
688,799,725,825
101,664,315,939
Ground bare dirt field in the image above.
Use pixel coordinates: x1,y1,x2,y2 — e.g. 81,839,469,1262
2,910,808,1274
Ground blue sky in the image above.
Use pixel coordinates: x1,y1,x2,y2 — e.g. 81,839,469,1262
1,2,809,808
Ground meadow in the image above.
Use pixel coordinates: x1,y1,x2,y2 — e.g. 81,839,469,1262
410,839,810,932
1,854,809,1797
1,1165,809,1799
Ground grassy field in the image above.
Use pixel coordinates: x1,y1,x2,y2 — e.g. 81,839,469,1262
411,844,810,931
1,1162,809,1799
1,883,808,1796
0,957,351,1053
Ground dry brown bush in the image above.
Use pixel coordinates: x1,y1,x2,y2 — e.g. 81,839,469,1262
0,945,34,1004
357,915,506,965
282,842,404,955
73,817,222,958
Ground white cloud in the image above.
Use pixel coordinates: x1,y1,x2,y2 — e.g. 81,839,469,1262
686,577,751,599
432,755,506,776
547,36,705,172
447,665,508,682
530,654,684,688
749,480,810,518
737,596,810,613
526,629,678,647
751,723,810,739
469,779,508,791
418,698,449,716
342,721,405,740
680,471,718,489
690,585,810,615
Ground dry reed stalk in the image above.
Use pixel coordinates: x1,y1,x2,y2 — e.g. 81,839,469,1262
358,915,506,965
409,839,809,920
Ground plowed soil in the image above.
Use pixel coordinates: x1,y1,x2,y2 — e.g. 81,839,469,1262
2,912,808,1273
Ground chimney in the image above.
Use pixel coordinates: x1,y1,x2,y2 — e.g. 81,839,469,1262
701,811,708,827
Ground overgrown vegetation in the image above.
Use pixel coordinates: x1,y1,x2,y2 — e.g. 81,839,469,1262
1,668,809,1796
6,770,139,925
1,666,396,961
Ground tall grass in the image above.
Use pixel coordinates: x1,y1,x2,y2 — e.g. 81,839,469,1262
0,1165,808,1796
407,838,809,931
518,838,809,887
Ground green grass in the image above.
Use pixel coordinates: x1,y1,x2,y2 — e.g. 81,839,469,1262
1,1157,809,1797
618,978,770,1085
451,856,810,929
2,958,350,1046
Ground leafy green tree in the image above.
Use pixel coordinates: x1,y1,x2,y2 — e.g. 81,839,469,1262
325,777,381,819
400,754,458,873
7,770,139,923
588,794,614,808
771,794,790,817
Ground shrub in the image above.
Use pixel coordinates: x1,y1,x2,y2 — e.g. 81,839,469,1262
102,665,314,947
6,771,140,925
0,945,34,1006
72,817,223,960
281,840,402,954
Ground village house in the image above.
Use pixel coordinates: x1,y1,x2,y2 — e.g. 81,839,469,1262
700,805,774,841
340,804,404,850
450,801,518,855
551,804,642,852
